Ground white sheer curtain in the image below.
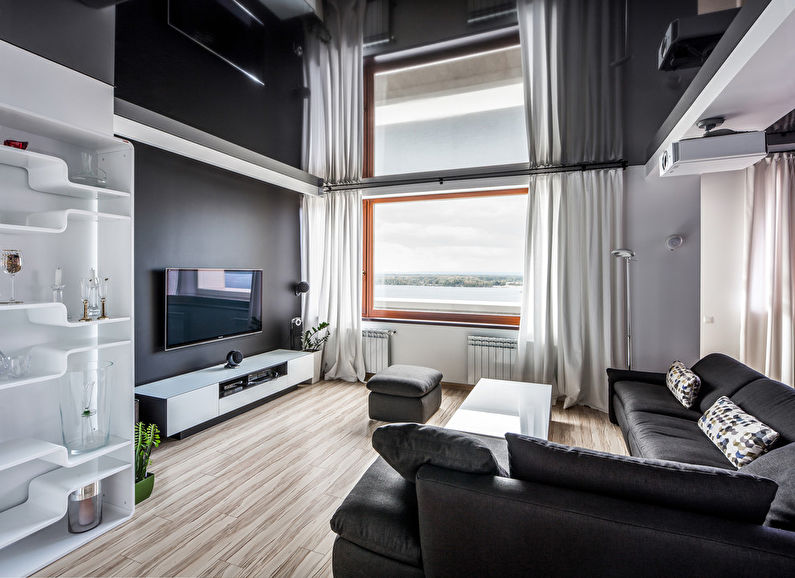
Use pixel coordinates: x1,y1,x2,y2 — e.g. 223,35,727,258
301,0,366,382
741,153,795,385
515,0,624,410
517,170,623,410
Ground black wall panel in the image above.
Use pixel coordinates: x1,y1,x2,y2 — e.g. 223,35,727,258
624,0,699,165
0,0,115,84
115,0,304,168
133,142,301,385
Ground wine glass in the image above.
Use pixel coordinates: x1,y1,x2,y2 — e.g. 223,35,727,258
97,277,110,320
79,278,92,322
1,249,23,304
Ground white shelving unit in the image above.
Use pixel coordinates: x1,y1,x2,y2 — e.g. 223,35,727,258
0,80,135,575
0,210,130,235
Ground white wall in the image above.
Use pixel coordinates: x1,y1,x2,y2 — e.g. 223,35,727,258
700,170,746,358
362,320,517,385
624,167,702,371
364,167,703,383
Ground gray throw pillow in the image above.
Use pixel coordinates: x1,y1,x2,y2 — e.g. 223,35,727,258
372,423,506,482
741,443,795,531
507,433,778,525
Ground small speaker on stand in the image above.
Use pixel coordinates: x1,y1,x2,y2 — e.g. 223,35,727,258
290,317,303,351
291,282,309,350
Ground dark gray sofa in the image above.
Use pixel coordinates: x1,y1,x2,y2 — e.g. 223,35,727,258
331,354,795,576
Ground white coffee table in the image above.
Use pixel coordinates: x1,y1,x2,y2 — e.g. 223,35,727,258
446,378,553,440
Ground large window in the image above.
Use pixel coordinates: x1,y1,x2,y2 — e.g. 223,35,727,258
363,190,527,326
364,37,527,177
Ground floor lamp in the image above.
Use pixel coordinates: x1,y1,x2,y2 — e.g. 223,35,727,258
611,249,635,369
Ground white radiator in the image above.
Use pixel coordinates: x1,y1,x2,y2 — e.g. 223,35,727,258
467,336,518,385
363,329,394,374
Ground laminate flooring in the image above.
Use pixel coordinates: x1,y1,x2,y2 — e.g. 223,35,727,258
38,380,627,577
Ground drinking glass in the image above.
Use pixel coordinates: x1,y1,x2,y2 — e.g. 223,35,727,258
71,152,108,187
0,350,9,379
1,249,23,304
9,353,31,378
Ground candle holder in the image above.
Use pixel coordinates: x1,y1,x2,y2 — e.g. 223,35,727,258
52,284,65,304
67,481,102,533
79,278,92,322
87,269,100,318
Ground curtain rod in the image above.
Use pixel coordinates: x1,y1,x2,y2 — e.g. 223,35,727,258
323,160,628,193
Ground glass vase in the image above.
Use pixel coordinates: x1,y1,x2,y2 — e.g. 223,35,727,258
59,361,113,454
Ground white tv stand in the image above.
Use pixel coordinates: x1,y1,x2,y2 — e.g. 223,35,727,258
134,350,314,438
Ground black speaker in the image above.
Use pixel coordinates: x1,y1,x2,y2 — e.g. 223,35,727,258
290,317,303,350
294,281,310,296
225,350,243,368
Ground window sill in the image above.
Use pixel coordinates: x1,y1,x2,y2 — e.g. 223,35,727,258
363,316,519,331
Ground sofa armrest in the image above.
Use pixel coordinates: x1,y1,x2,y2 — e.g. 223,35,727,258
607,367,667,423
416,465,795,577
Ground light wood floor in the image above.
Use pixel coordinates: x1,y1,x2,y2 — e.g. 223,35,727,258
38,381,626,578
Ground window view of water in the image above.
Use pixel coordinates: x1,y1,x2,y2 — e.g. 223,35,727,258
374,274,523,314
375,284,522,303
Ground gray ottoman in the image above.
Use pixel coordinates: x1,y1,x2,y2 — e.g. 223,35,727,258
367,365,443,423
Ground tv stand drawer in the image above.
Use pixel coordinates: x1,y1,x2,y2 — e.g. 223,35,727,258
166,385,219,437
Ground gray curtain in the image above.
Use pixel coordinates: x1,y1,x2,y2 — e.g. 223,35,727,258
301,0,367,382
742,153,795,386
515,0,625,410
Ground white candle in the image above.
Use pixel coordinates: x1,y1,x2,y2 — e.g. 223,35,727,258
55,266,62,286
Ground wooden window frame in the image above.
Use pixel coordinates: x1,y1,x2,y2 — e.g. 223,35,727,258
362,189,526,328
363,32,521,179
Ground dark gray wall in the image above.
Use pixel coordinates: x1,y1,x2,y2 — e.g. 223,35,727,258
365,0,517,57
133,142,301,385
115,0,304,168
0,0,115,84
624,0,699,165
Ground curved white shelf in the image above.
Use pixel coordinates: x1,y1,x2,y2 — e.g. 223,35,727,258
0,337,131,392
0,456,129,550
22,302,130,327
0,436,130,473
0,209,129,235
0,147,129,199
0,504,131,578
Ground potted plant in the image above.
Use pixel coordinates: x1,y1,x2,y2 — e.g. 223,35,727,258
134,421,160,504
302,321,330,384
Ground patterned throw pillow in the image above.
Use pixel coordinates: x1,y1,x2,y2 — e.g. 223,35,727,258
698,396,780,468
666,360,701,408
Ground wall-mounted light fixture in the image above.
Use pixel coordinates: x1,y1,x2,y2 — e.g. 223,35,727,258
665,234,685,251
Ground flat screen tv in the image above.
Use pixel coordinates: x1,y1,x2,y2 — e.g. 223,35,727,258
165,268,263,350
168,0,266,85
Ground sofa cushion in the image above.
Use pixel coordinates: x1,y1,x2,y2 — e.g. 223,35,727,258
613,381,701,421
372,423,506,482
506,434,778,524
730,378,795,445
698,396,779,468
692,353,764,413
330,457,422,567
666,361,701,408
741,443,795,531
624,411,734,469
367,365,443,397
